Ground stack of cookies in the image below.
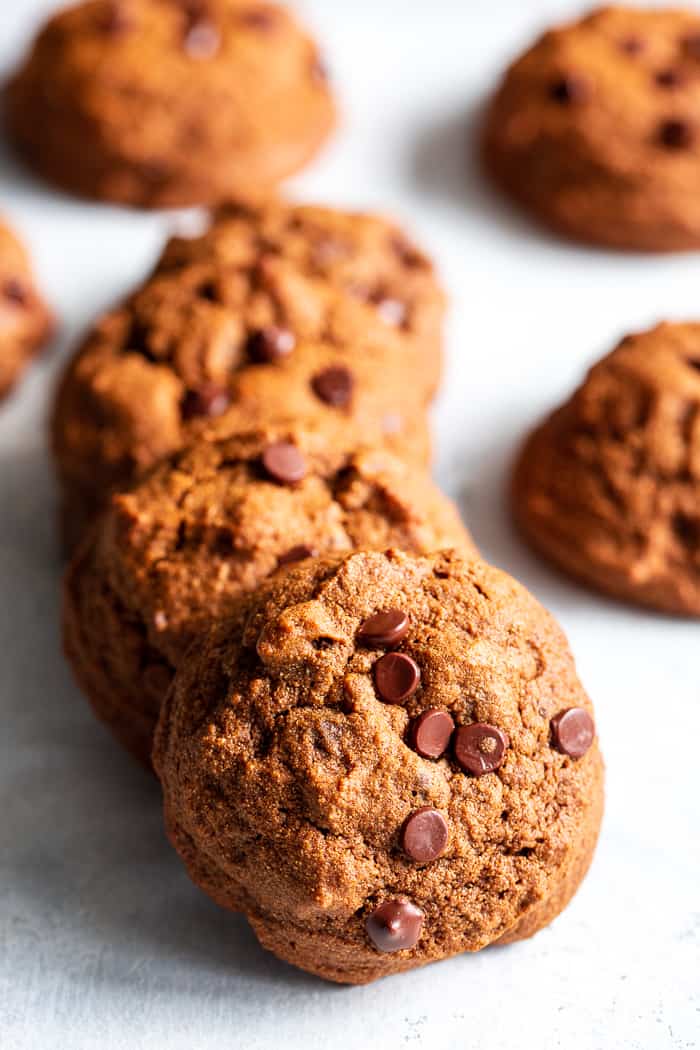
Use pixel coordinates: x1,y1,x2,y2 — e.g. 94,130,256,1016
1,0,618,985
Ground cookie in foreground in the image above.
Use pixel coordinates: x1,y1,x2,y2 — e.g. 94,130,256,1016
514,322,700,616
483,5,700,251
153,548,603,984
5,0,335,207
64,425,475,765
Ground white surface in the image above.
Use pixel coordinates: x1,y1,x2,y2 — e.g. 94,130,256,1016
1,2,698,1048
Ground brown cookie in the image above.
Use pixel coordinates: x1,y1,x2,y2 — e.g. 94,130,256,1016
513,322,700,615
153,548,604,984
51,199,444,549
5,0,335,208
483,5,700,251
63,422,476,764
0,218,53,400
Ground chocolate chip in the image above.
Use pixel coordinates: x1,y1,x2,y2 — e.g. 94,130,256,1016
390,235,428,269
240,8,277,30
549,74,590,104
453,723,509,776
682,33,700,60
365,900,423,953
619,35,645,55
374,652,420,704
311,366,354,408
655,68,685,89
247,326,296,363
357,609,409,649
409,709,455,759
550,708,595,759
3,279,27,305
376,297,407,327
181,383,230,420
658,118,694,149
278,544,317,566
183,17,221,59
261,442,306,485
96,1,133,34
400,807,448,864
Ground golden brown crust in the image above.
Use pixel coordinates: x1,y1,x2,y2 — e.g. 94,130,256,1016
0,218,53,400
513,322,700,615
51,199,444,547
153,549,604,984
483,5,700,251
63,423,475,765
5,0,336,208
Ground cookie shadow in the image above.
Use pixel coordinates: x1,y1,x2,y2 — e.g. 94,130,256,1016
0,447,317,995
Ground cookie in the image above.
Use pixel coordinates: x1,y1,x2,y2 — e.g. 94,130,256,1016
0,218,53,400
483,5,700,251
5,0,335,208
153,548,604,984
51,199,444,548
63,422,476,764
513,322,700,615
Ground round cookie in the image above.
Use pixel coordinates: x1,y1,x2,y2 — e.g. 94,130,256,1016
483,5,700,251
64,422,475,764
5,0,335,209
513,322,700,615
0,219,53,400
51,199,444,548
153,548,604,984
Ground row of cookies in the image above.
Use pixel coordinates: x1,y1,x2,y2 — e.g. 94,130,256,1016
53,197,604,984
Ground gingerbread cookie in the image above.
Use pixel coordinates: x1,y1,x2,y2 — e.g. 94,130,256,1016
64,423,475,764
51,199,443,548
0,219,53,400
153,548,604,984
514,322,700,615
483,5,700,251
5,0,335,208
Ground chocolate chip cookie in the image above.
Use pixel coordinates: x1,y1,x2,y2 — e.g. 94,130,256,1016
64,422,475,764
51,199,443,549
5,0,335,208
514,322,700,615
483,5,700,251
0,218,53,400
153,548,604,984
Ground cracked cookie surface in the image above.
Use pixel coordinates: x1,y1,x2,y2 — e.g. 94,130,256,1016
0,218,53,400
513,322,700,615
64,423,474,764
6,0,335,207
153,548,603,984
52,199,443,549
483,5,700,250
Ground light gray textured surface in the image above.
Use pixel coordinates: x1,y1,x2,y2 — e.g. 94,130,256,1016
1,2,698,1047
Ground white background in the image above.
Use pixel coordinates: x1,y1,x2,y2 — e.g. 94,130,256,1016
1,2,698,1048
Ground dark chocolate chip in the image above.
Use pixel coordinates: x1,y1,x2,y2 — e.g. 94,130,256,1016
247,326,296,363
311,365,354,408
96,1,133,34
374,652,421,704
240,8,277,30
261,442,307,485
549,74,590,104
357,609,409,649
375,297,407,327
390,235,428,270
183,17,221,59
278,544,318,566
400,807,449,864
682,33,700,60
655,68,685,88
658,118,694,149
550,708,595,759
409,709,455,759
453,723,509,776
181,384,230,420
3,279,28,305
619,35,645,55
365,900,423,953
